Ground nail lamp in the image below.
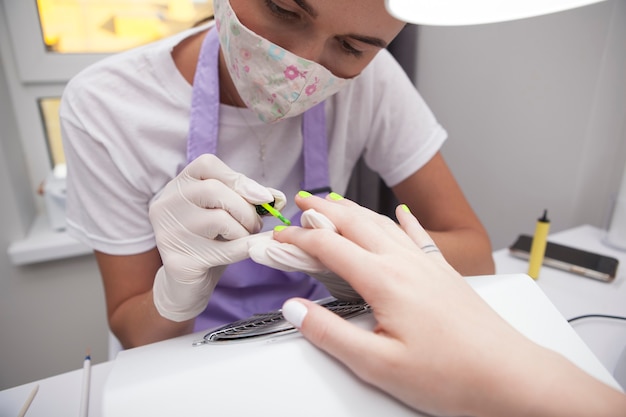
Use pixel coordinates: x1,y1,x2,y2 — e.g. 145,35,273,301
384,0,608,25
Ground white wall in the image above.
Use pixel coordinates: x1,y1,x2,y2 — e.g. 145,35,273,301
416,0,626,251
0,9,109,391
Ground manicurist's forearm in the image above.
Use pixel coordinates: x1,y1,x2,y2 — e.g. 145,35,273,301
428,227,495,276
109,290,195,349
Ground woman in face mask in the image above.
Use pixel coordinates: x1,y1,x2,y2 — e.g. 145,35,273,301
61,0,495,348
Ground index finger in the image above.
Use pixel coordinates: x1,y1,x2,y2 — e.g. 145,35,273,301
185,154,274,203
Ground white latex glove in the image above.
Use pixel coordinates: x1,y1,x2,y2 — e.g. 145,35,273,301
249,208,362,301
149,154,286,322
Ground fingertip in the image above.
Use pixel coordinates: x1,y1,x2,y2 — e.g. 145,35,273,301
328,192,344,201
396,203,420,226
396,203,412,217
282,299,309,328
295,190,323,212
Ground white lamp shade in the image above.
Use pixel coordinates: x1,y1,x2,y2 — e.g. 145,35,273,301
385,0,608,25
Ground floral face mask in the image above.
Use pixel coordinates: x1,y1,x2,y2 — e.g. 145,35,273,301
214,0,351,123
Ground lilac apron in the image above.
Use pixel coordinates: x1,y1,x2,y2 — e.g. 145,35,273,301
186,28,332,331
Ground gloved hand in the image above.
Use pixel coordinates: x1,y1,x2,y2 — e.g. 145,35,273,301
249,208,362,302
149,154,286,322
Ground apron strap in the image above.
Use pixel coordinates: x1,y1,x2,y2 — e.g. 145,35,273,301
187,28,221,164
301,101,330,195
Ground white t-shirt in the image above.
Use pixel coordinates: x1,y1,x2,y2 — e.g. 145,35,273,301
60,24,447,255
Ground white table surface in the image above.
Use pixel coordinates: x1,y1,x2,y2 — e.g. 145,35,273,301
0,362,113,417
2,224,624,416
494,224,626,378
100,274,620,417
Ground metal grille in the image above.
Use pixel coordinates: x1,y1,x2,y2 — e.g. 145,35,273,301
193,298,371,346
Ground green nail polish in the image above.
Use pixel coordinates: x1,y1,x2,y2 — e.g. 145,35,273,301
274,225,287,232
401,204,411,213
329,192,344,201
298,190,312,198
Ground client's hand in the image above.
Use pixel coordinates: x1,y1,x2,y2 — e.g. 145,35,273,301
149,154,284,322
270,193,626,417
249,206,361,301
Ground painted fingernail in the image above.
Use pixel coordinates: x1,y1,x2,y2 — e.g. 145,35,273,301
298,190,312,198
328,192,344,201
401,204,411,213
274,225,287,232
282,300,308,328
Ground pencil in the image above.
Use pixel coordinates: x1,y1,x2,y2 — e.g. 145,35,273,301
79,350,91,417
17,384,38,417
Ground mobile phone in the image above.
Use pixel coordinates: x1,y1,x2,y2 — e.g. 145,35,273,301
508,234,619,282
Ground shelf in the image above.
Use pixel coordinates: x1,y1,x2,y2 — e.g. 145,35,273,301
8,213,92,265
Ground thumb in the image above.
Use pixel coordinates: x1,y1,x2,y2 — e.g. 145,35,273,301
282,299,380,374
266,187,287,211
